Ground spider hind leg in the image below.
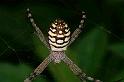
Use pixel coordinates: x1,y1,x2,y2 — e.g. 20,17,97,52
24,54,52,82
62,55,102,82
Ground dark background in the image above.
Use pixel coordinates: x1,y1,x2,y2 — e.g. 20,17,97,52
0,0,124,82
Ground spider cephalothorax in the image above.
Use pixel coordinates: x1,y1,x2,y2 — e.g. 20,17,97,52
48,19,70,51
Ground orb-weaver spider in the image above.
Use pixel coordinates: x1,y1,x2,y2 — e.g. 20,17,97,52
24,8,102,82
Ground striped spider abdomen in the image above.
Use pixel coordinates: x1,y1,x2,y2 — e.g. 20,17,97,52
48,19,70,51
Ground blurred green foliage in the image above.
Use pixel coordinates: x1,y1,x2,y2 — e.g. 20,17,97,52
0,0,124,82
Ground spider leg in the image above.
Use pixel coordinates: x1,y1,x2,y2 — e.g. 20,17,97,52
62,55,102,82
27,8,50,50
68,11,86,46
24,54,53,82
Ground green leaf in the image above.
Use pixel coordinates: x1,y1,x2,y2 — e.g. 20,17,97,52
48,62,80,82
109,69,124,82
109,43,124,57
73,27,107,75
0,63,47,82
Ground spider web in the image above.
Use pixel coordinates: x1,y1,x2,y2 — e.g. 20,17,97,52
0,2,124,82
0,31,35,65
0,19,123,64
0,16,123,82
0,0,123,66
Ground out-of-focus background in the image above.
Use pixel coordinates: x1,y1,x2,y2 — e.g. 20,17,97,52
0,0,124,82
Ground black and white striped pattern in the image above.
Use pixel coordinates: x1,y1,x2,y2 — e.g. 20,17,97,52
48,20,70,51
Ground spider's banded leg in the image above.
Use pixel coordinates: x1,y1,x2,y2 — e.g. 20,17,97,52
62,55,86,81
27,8,50,50
68,11,86,46
63,55,102,82
24,54,53,82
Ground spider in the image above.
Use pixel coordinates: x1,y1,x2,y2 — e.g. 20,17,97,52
24,8,102,82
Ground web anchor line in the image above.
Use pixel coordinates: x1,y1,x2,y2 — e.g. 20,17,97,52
0,35,23,64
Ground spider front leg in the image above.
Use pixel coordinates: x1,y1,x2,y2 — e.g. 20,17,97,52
63,55,102,82
27,8,50,50
24,54,53,82
68,11,86,46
